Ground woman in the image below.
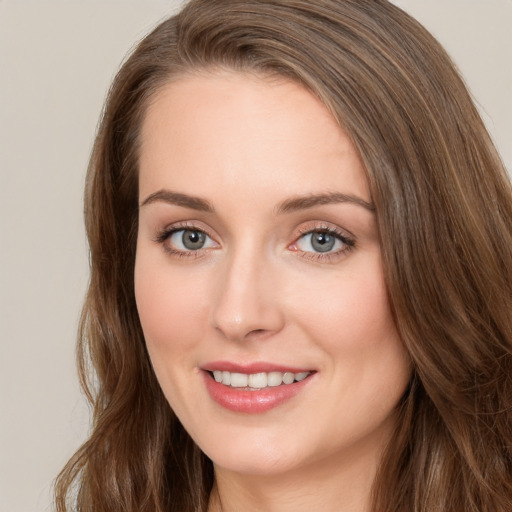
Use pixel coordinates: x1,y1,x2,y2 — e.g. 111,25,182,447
55,0,512,511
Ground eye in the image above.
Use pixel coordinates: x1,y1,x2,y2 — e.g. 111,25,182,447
297,231,340,253
164,228,216,252
291,227,354,258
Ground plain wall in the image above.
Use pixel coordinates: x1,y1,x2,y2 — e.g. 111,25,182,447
0,1,510,511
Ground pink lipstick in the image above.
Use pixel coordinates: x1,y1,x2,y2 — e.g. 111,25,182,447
201,361,315,413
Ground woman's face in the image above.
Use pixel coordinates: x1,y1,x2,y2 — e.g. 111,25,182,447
135,71,411,478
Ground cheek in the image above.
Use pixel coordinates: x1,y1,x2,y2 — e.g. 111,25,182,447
288,257,409,440
291,255,396,354
134,252,210,358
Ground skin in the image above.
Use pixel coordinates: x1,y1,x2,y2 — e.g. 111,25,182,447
135,70,411,512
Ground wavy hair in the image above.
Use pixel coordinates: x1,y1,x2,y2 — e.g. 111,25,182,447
55,1,512,510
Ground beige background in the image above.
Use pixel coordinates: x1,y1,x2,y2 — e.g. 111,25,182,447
0,1,510,511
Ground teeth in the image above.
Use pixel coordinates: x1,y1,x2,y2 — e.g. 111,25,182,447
248,372,267,389
229,373,248,388
211,370,311,388
282,372,294,385
267,372,283,387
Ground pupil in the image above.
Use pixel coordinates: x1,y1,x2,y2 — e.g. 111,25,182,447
182,230,205,250
311,232,335,253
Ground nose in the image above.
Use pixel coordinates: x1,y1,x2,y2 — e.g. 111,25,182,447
210,248,285,342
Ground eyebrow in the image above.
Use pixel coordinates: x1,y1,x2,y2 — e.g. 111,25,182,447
140,189,214,212
276,192,375,214
139,189,375,214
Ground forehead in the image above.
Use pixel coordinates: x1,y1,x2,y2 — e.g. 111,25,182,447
138,71,370,207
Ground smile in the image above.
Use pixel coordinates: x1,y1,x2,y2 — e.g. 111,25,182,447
212,370,311,389
202,364,315,413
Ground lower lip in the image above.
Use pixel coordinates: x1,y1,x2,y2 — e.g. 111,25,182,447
202,371,313,413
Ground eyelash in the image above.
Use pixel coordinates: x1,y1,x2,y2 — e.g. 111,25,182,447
153,222,355,262
293,224,355,262
153,222,212,259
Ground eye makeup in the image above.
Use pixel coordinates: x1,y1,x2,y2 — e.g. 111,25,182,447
289,222,355,263
152,220,356,263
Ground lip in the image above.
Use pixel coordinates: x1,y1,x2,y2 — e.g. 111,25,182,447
200,361,315,414
202,360,312,374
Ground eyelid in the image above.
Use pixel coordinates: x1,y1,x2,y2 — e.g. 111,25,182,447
153,221,219,257
153,220,355,261
289,222,355,261
295,221,354,241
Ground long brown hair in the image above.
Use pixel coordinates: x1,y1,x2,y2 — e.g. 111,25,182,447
54,1,512,510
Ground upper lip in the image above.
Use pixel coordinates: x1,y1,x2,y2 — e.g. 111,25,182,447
201,361,314,374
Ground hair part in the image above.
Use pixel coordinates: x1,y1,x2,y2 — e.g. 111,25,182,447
55,1,512,510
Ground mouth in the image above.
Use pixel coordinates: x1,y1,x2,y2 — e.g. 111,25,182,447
201,363,315,413
208,370,311,389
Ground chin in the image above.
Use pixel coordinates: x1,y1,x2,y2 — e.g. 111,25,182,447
196,426,306,476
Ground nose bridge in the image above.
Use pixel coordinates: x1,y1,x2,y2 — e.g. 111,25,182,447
211,240,283,341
